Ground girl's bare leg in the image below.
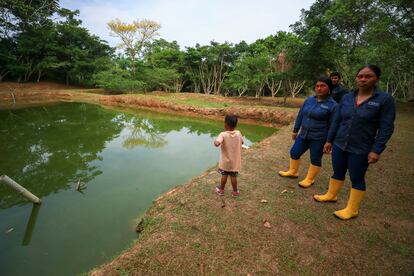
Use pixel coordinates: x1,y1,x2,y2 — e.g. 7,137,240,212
230,176,238,192
220,175,228,190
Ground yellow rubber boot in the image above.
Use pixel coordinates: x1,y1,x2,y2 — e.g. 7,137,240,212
313,178,344,202
334,188,365,220
278,158,300,178
298,164,321,188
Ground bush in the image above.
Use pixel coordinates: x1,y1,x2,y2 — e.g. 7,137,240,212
142,67,180,92
92,67,146,93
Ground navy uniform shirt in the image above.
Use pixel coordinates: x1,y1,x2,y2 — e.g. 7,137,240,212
327,89,395,154
331,84,349,103
294,96,338,140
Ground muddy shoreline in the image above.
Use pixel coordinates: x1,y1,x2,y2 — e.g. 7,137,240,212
0,90,297,127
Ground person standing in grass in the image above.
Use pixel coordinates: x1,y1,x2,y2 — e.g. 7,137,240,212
214,114,244,197
279,76,338,188
330,71,349,103
315,65,395,220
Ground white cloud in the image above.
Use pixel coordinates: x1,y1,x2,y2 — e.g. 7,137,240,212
60,0,313,48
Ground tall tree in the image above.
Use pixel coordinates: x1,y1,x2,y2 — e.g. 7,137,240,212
290,0,338,81
107,18,161,75
184,42,234,94
143,39,186,92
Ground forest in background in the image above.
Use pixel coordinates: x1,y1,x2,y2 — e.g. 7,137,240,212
1,0,413,100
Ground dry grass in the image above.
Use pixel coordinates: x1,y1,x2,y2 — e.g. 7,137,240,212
91,103,414,275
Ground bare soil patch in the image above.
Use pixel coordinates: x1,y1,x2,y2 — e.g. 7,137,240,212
0,81,81,91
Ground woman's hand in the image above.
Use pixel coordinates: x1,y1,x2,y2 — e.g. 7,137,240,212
368,152,380,164
323,142,332,154
292,133,298,140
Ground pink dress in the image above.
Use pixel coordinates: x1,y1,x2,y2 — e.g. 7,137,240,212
215,130,244,172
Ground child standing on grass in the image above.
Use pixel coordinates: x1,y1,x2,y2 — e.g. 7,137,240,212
214,114,244,197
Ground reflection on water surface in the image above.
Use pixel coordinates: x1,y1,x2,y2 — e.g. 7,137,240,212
0,102,276,275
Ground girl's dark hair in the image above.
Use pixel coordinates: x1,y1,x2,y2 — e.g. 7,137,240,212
225,114,238,128
317,76,333,92
357,64,381,78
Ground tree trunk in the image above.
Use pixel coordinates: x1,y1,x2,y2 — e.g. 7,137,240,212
0,70,9,82
288,79,305,98
268,79,282,97
238,88,247,97
175,77,184,92
37,70,42,82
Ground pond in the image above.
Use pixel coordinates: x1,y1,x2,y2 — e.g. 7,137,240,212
0,102,277,275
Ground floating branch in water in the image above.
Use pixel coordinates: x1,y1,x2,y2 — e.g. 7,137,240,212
76,178,86,191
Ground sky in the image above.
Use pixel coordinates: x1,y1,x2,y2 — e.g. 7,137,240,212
60,0,314,48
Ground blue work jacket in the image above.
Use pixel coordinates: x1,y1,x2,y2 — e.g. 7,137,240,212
331,84,349,103
293,96,338,140
327,89,395,154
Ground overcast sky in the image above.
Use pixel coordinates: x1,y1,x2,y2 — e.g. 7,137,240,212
60,0,314,48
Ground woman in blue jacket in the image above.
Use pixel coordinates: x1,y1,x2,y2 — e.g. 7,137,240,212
314,65,395,220
279,77,337,188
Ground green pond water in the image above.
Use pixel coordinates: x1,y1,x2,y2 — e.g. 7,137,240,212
0,102,276,275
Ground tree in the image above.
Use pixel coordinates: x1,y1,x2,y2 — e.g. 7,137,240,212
0,2,112,84
93,65,146,93
291,0,414,99
224,61,250,97
290,0,338,81
143,39,186,92
53,9,113,85
107,18,161,75
224,53,268,98
0,0,59,38
184,42,234,94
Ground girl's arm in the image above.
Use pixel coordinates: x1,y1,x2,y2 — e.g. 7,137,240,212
214,133,224,147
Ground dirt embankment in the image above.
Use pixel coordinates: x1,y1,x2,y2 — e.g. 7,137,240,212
98,94,296,125
0,85,297,126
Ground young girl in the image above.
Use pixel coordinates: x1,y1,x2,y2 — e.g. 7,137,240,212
214,114,244,197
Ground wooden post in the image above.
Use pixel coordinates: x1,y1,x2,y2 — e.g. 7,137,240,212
22,203,41,246
0,175,41,204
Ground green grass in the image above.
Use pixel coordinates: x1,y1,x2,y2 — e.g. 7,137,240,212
160,96,232,108
284,208,323,226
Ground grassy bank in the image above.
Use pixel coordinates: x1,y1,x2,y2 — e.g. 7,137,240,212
91,103,414,275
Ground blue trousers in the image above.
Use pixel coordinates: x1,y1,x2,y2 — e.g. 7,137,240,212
290,136,325,166
332,144,369,191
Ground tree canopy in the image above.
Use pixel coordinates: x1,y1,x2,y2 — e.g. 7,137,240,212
1,0,412,99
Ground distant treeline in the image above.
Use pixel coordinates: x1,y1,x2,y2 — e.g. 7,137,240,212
1,0,412,100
